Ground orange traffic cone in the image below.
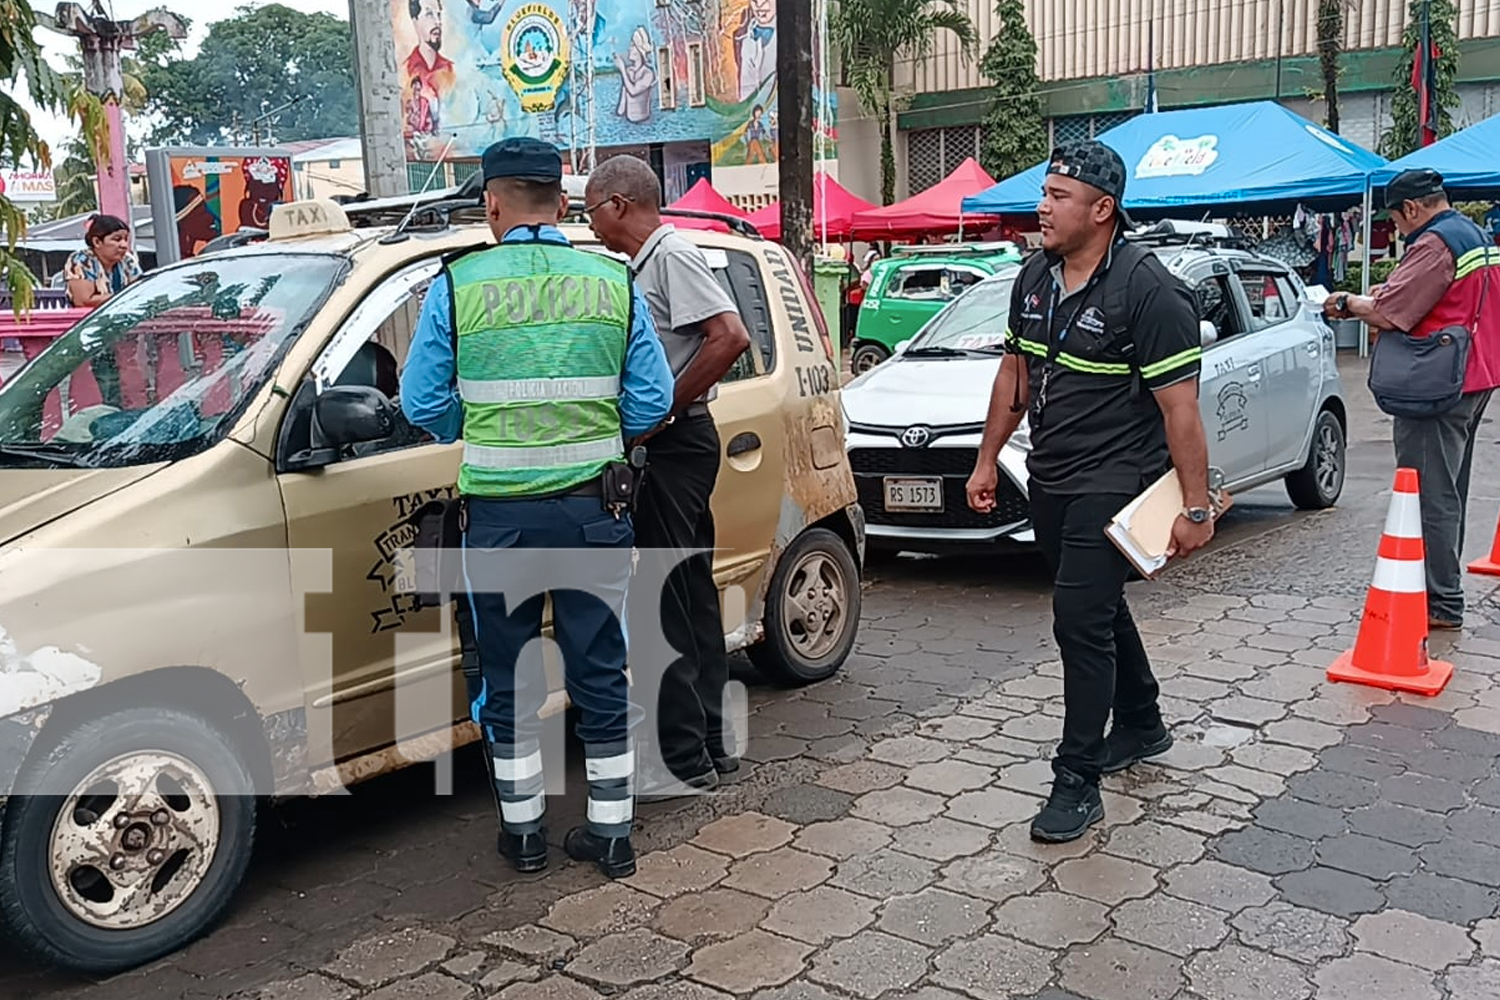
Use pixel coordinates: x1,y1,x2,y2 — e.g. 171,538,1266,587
1467,508,1500,577
1328,468,1454,697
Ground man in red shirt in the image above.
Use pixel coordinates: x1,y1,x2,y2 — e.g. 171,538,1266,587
1326,169,1500,630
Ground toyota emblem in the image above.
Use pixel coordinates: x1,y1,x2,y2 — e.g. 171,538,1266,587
900,425,932,448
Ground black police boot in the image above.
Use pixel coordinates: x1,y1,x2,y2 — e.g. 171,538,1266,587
1101,722,1174,774
1030,767,1105,843
497,828,548,873
564,826,636,879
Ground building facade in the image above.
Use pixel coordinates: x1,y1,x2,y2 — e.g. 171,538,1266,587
388,0,837,206
839,0,1500,202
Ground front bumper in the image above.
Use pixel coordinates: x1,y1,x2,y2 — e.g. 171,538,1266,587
846,429,1035,548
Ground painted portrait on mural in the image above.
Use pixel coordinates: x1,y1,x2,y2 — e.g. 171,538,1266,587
391,0,835,168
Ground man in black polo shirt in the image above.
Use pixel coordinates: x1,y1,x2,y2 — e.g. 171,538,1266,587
967,140,1215,843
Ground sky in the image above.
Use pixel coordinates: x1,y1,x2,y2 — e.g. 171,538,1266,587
22,0,349,157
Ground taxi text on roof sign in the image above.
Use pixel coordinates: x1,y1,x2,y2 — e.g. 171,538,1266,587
269,199,353,241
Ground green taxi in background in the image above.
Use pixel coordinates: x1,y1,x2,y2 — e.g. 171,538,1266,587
849,241,1024,374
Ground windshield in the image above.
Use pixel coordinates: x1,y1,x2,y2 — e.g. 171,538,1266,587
905,268,1019,353
0,253,347,469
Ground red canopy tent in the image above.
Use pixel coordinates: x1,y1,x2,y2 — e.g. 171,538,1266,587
849,158,1000,239
665,178,749,232
747,172,879,241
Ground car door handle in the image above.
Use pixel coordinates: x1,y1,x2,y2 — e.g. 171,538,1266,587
726,432,761,457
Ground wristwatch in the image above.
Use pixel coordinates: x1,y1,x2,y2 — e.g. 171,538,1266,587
1182,506,1212,525
1336,293,1350,315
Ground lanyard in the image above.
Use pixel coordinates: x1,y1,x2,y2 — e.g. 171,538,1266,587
1034,261,1111,429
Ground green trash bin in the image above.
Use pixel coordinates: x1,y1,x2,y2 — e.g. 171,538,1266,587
811,255,850,362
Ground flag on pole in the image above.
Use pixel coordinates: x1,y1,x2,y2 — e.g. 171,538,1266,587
1413,1,1440,146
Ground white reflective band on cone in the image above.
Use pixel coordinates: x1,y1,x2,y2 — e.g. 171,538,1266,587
1383,492,1424,540
1372,555,1426,594
492,751,543,781
500,795,545,823
586,754,634,781
587,798,634,826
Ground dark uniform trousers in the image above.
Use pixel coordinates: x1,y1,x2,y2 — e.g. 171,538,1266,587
633,410,733,778
463,495,637,839
1030,486,1164,782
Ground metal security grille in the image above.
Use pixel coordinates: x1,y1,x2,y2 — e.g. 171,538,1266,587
906,126,983,195
1050,112,1137,147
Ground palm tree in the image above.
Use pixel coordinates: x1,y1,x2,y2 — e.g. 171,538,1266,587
832,0,978,204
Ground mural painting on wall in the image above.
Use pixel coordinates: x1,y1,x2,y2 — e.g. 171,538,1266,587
391,0,837,167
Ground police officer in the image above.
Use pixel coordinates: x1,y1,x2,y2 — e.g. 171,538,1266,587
967,140,1215,843
401,136,675,878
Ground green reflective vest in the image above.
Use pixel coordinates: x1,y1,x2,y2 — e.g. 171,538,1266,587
446,240,632,498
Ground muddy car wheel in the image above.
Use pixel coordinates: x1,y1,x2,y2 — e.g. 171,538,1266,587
0,707,257,975
750,528,862,686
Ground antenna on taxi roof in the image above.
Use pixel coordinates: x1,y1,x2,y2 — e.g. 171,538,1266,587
381,134,459,245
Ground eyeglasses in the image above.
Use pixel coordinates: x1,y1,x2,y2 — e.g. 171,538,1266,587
582,193,634,222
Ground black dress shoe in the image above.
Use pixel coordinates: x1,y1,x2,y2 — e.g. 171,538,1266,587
712,754,742,784
564,826,636,879
497,829,548,873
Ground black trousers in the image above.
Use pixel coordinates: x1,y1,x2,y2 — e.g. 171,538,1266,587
1031,487,1163,783
635,412,731,776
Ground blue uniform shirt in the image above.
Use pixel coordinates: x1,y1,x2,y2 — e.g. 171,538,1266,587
400,224,675,443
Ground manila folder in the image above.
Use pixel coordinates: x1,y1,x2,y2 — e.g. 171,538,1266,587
1105,469,1232,579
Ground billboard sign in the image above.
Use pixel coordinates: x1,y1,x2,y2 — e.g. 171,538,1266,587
0,168,58,203
145,147,295,264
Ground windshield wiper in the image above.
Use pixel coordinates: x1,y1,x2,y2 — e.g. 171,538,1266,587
902,346,969,358
0,444,96,469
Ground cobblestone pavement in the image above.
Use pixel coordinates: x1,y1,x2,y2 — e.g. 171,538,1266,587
5,355,1500,999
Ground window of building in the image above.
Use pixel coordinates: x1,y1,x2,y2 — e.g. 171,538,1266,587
658,47,676,109
905,126,982,196
687,43,706,107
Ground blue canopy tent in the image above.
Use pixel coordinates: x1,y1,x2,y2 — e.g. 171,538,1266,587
961,100,1388,219
1371,111,1500,202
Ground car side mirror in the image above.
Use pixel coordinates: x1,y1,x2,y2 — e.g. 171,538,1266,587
315,385,397,449
1199,320,1219,348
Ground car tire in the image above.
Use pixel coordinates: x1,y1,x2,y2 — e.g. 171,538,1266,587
749,528,862,686
850,344,889,375
0,706,258,975
1285,408,1346,510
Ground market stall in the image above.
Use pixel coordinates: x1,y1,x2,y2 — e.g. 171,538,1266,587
1372,110,1500,207
747,172,878,241
850,158,1000,240
665,178,750,232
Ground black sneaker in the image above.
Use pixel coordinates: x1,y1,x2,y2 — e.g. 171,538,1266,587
1030,768,1104,843
712,754,742,784
1101,723,1174,774
564,826,637,879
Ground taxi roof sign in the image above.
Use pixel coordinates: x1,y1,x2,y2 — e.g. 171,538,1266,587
269,199,353,241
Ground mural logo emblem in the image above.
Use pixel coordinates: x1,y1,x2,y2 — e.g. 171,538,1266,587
502,3,570,114
1134,134,1219,179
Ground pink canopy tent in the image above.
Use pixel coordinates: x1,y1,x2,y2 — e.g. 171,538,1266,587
747,172,880,241
849,158,1000,238
665,178,749,232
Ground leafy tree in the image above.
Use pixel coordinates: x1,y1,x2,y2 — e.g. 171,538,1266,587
832,0,978,204
1379,0,1460,158
978,0,1046,182
137,4,356,146
1,0,71,311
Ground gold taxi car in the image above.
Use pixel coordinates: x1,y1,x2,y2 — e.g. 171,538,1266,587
0,188,864,973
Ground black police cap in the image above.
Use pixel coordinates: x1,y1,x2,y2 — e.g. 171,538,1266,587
482,136,563,184
1384,167,1445,209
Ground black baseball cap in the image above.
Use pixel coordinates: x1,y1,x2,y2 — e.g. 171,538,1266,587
482,136,563,184
1047,140,1128,204
1383,168,1445,209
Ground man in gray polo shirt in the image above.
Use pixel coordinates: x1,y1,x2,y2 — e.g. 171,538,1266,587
585,155,752,792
